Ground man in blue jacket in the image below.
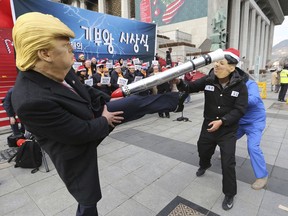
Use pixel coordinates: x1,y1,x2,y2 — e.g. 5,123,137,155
237,71,268,190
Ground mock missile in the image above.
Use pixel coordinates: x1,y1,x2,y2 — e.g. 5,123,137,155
111,48,224,98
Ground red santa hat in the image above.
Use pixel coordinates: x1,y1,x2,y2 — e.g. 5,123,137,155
127,62,135,68
161,66,167,72
128,64,135,69
97,59,106,67
141,63,148,69
223,48,240,63
114,62,121,68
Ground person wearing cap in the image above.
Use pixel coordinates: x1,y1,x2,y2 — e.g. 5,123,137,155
124,64,136,84
139,63,149,78
92,61,112,96
11,12,184,216
110,62,124,92
76,59,88,83
174,48,248,210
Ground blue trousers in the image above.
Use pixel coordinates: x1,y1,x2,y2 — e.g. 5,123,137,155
237,122,268,178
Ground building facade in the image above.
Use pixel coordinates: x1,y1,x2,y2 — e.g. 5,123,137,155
54,0,288,71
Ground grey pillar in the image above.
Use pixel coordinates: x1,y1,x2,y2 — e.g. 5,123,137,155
259,20,266,69
98,0,106,13
71,0,77,7
254,15,262,68
121,0,130,18
79,0,85,9
229,0,241,48
248,9,256,69
267,22,275,61
239,0,250,59
263,24,269,68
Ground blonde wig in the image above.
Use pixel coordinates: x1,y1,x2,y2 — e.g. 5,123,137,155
12,12,75,71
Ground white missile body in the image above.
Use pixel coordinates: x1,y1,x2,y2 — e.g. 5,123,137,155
111,49,225,97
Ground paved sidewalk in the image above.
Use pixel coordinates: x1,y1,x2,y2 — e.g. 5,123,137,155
0,89,288,216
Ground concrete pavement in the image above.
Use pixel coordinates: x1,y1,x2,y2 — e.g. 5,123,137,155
0,89,288,216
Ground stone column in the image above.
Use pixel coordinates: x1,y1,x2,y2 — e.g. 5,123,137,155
263,24,269,68
79,0,85,9
121,0,130,18
98,0,106,13
254,15,262,67
71,0,77,8
229,0,241,49
239,0,250,59
248,9,256,69
259,20,266,68
267,22,275,61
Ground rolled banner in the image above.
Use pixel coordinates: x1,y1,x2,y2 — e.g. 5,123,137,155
111,48,224,98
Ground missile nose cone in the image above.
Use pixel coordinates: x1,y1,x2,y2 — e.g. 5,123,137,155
111,88,124,98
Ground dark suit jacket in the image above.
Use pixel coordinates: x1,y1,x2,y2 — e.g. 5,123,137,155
12,69,111,205
3,87,15,117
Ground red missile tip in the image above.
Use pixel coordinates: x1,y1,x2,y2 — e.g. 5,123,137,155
111,88,124,98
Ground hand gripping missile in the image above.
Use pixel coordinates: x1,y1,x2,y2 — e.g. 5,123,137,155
111,49,225,98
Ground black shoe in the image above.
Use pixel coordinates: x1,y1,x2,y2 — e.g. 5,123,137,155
280,100,286,102
166,114,170,118
222,195,234,210
196,165,211,177
158,113,164,118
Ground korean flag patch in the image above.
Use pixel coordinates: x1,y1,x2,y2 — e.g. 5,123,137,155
231,91,239,97
205,85,215,91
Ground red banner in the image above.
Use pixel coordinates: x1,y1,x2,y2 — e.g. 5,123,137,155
0,28,14,55
0,0,13,28
140,0,152,23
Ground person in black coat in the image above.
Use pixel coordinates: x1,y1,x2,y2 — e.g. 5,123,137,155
92,63,112,96
174,48,248,211
124,64,136,84
2,87,25,135
157,66,172,118
110,63,124,92
165,47,172,66
11,12,183,216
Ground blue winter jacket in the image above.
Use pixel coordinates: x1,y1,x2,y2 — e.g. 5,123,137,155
238,79,266,125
